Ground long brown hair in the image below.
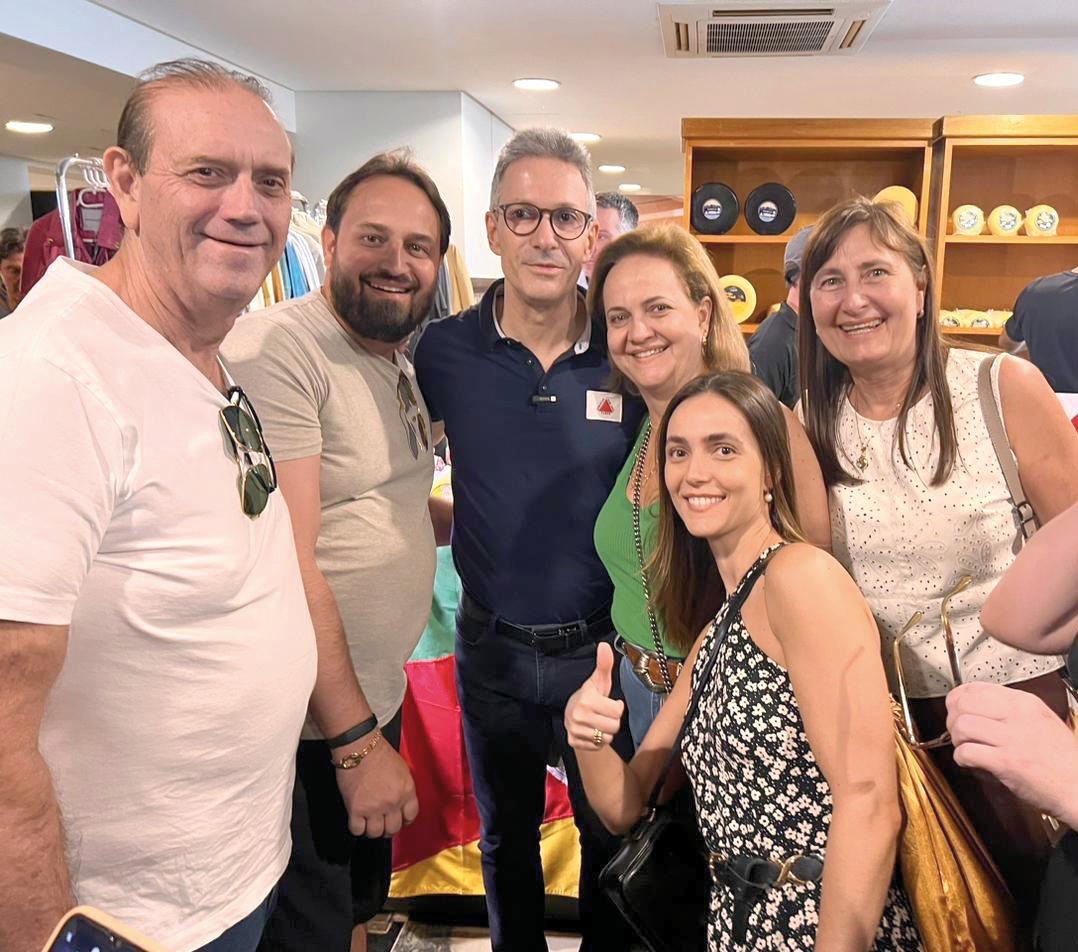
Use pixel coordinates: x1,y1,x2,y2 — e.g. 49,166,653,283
797,197,956,487
650,371,805,653
587,223,750,395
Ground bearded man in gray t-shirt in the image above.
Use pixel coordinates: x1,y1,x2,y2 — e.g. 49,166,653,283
223,151,452,952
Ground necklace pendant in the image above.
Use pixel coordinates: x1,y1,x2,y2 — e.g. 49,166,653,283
856,445,869,472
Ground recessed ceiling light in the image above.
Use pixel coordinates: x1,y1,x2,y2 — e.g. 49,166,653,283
570,132,601,144
5,120,53,135
619,183,642,192
598,164,626,174
513,78,560,91
973,72,1024,88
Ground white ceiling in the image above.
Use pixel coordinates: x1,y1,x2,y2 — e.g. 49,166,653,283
10,1,1078,195
0,33,135,188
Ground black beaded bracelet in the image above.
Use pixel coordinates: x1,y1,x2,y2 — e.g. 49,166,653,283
326,714,378,750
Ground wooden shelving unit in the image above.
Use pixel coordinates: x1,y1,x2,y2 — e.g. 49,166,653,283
930,115,1078,340
682,118,935,332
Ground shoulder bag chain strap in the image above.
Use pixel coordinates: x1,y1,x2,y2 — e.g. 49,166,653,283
632,421,675,694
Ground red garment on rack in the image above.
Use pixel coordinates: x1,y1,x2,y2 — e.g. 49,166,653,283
22,191,123,294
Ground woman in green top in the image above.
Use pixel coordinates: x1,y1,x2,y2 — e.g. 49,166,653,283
590,224,830,745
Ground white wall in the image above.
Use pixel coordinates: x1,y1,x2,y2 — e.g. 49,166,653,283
0,158,32,229
293,90,512,282
293,90,464,251
461,94,512,280
3,0,296,130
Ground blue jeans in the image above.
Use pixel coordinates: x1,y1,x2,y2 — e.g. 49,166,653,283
456,607,635,952
619,653,667,748
196,889,276,952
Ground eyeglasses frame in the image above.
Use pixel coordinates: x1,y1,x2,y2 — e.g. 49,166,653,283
495,203,594,241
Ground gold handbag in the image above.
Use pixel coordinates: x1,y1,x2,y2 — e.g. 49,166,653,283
892,579,1017,952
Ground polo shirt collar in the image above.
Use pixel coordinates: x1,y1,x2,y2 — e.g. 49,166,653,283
481,279,592,355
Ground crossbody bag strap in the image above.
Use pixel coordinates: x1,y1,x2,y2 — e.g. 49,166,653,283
643,545,784,811
977,354,1038,544
631,420,676,693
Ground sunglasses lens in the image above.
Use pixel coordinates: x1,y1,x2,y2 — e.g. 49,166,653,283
222,405,263,452
242,464,272,517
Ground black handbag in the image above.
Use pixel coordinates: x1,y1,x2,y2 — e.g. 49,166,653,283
599,549,778,952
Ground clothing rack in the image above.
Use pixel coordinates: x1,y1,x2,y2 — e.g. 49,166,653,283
55,156,110,258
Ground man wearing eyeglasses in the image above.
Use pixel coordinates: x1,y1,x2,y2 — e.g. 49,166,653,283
413,128,642,951
223,151,449,952
0,60,316,952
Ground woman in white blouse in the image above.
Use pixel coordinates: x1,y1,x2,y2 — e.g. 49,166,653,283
796,196,1078,927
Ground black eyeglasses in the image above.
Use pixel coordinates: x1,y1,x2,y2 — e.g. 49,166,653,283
397,371,429,460
220,386,278,518
497,203,592,240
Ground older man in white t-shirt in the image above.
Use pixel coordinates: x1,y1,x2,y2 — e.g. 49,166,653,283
0,60,316,952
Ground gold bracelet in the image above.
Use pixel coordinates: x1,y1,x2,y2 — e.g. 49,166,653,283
332,730,382,769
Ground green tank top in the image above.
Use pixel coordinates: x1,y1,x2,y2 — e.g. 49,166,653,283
593,423,683,659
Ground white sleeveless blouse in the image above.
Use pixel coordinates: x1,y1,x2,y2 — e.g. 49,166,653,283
830,348,1064,698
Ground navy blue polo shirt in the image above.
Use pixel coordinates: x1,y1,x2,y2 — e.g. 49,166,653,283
414,279,644,625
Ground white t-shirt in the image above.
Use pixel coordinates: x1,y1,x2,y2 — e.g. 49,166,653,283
0,260,317,951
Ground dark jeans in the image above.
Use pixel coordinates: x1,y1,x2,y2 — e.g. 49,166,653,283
196,889,277,952
258,711,404,952
456,606,635,952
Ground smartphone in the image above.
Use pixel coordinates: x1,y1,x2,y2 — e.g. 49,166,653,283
42,907,168,952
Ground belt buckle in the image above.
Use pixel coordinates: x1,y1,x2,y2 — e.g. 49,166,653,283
632,650,659,689
531,620,583,648
771,854,813,887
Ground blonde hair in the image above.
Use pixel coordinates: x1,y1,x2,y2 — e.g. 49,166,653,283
587,223,750,394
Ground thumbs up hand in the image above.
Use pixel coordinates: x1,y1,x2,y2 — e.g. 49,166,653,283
565,642,626,751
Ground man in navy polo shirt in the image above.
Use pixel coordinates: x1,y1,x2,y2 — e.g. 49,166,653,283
414,128,641,951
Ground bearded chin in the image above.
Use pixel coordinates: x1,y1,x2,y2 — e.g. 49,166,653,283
330,272,433,344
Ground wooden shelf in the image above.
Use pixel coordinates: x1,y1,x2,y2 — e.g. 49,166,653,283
944,235,1078,245
685,118,936,141
696,234,793,245
934,115,1078,139
940,326,1001,337
684,118,935,324
930,116,1078,317
733,323,999,340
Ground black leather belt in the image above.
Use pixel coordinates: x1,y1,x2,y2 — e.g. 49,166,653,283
710,853,823,943
460,591,612,655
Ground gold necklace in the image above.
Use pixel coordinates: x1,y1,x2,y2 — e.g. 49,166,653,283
849,389,902,473
853,413,872,472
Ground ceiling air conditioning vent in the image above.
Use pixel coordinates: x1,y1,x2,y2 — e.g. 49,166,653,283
659,0,891,57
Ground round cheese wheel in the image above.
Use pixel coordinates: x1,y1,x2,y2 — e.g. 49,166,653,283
951,205,986,236
874,186,918,226
1023,204,1059,237
987,205,1023,237
717,274,757,324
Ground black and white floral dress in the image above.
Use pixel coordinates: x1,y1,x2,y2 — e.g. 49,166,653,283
682,546,923,950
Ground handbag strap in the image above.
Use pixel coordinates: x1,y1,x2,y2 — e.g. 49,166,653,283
630,420,675,693
644,544,784,811
977,355,1037,544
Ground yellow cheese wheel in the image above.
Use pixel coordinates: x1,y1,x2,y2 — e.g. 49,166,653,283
987,205,1023,237
718,274,757,324
951,205,986,236
874,186,918,226
1024,204,1060,237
